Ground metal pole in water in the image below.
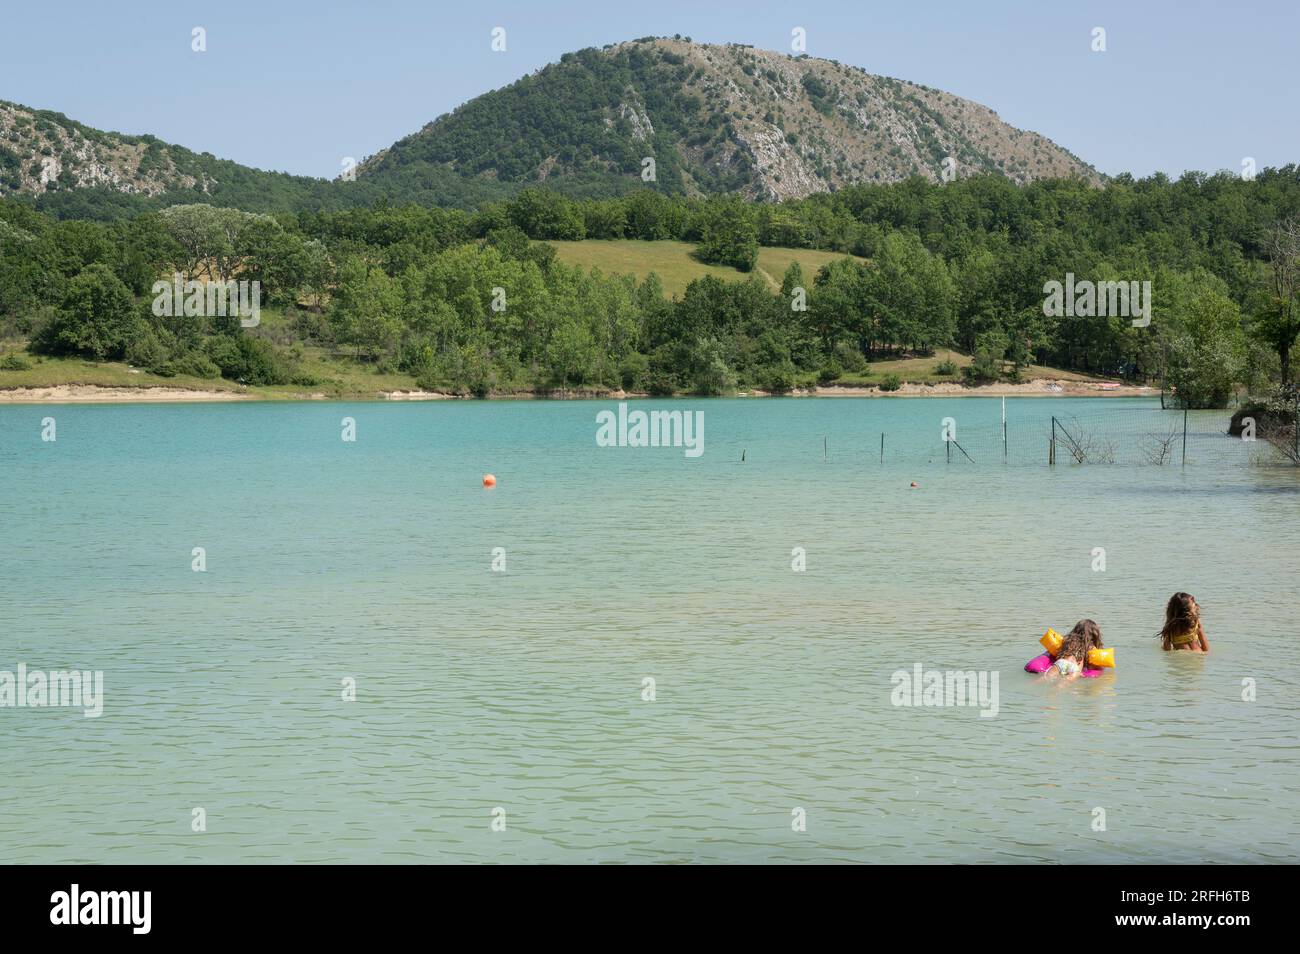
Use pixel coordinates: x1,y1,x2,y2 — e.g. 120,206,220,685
1182,407,1188,466
1002,396,1007,460
880,432,885,464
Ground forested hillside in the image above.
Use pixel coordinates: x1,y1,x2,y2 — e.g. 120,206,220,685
359,36,1100,200
4,168,1300,405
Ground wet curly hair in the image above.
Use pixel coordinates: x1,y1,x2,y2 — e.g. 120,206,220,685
1159,592,1202,649
1057,619,1104,663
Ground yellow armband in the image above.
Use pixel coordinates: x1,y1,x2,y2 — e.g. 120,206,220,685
1087,647,1115,668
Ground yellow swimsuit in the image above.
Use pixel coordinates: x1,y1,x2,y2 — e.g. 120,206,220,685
1169,629,1197,647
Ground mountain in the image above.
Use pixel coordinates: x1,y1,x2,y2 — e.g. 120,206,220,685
357,37,1102,200
0,99,346,217
1,37,1101,219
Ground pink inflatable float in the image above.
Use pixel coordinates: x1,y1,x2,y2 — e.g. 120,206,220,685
1024,651,1102,678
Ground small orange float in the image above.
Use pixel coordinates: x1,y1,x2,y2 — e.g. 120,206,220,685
482,474,497,488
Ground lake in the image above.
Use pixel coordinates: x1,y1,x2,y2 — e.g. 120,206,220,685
1,396,1297,862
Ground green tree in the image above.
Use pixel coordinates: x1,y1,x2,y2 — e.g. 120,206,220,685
966,330,1008,383
1160,272,1246,408
33,263,138,359
696,197,758,272
862,231,954,353
158,204,268,281
1253,220,1300,384
331,259,404,360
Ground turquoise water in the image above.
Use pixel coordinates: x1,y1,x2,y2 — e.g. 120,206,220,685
1,396,1297,863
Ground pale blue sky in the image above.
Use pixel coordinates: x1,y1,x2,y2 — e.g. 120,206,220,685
2,0,1295,181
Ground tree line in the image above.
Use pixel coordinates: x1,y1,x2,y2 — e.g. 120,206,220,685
3,168,1300,405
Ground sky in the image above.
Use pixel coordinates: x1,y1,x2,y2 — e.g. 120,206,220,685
1,0,1295,182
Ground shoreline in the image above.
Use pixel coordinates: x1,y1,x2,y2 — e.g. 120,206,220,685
0,379,1157,404
811,381,1155,398
0,385,256,404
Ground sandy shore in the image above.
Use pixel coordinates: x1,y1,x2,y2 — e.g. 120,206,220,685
380,390,458,401
0,385,253,403
380,388,631,400
1,379,1155,404
812,380,1156,398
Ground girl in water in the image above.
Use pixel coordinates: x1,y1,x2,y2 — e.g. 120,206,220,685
1159,592,1209,653
1046,619,1105,679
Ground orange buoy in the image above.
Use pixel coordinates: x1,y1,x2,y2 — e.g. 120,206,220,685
482,474,497,488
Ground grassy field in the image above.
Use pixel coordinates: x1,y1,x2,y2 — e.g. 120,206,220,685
551,239,863,297
829,349,1105,386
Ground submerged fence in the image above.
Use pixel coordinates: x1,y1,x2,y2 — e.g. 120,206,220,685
822,401,1298,469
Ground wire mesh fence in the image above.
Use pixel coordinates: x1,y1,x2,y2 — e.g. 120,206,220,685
853,402,1297,469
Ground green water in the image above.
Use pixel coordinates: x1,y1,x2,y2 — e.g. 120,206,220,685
1,396,1297,863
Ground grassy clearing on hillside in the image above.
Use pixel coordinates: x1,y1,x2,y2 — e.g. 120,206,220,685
551,239,863,297
754,247,864,288
830,349,1107,386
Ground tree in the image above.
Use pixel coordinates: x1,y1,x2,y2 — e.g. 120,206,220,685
505,189,585,241
158,204,270,282
810,258,863,353
966,330,1008,382
1255,219,1300,385
235,217,309,304
953,245,1002,353
205,334,290,385
696,197,758,272
330,259,404,360
861,231,953,352
33,263,138,359
780,261,805,301
1160,272,1246,408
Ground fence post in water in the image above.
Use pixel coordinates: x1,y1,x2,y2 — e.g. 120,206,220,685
1182,407,1188,466
1002,397,1008,461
